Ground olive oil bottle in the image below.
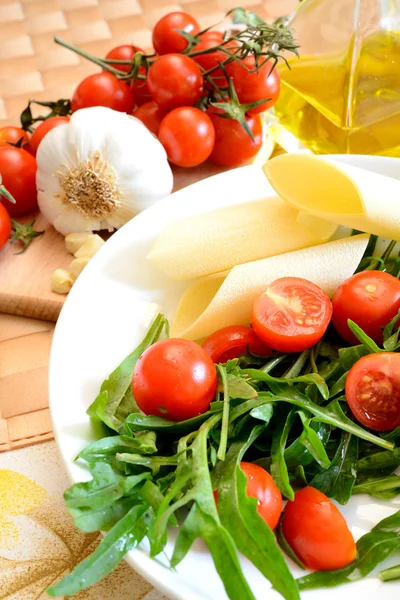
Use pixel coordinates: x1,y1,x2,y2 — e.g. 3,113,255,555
273,0,400,156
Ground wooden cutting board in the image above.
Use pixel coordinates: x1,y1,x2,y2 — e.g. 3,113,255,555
0,162,234,322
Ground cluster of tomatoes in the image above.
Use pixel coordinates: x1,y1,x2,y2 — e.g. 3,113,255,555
70,11,280,169
130,267,400,572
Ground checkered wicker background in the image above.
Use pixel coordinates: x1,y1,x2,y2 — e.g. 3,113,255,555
0,0,296,127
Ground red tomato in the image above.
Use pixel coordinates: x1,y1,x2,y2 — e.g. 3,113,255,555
133,101,167,136
133,66,152,106
282,486,356,571
202,325,271,363
240,462,282,530
158,107,214,167
345,352,400,431
0,126,30,148
29,116,70,156
132,338,217,421
152,11,200,55
193,38,239,87
0,147,37,216
147,54,203,111
251,277,332,353
207,106,263,167
332,270,400,345
226,57,280,115
105,44,142,74
0,203,11,250
71,72,135,113
199,31,224,42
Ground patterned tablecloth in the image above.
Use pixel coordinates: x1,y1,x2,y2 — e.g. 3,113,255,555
0,1,297,598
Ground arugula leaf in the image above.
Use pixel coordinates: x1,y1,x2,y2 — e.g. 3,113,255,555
226,373,258,399
124,403,225,435
357,447,400,472
268,389,394,450
250,403,274,424
243,369,329,401
310,432,358,504
298,510,400,590
347,320,381,353
69,497,135,533
87,314,167,430
271,409,296,500
285,422,330,469
64,471,149,510
295,411,331,470
216,426,300,600
276,518,306,570
353,474,400,499
383,309,400,351
77,433,157,461
47,503,149,596
217,365,231,461
338,344,369,371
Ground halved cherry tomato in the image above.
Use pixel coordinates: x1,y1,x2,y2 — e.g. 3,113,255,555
332,270,400,345
133,101,167,136
282,486,357,571
226,57,280,115
158,107,214,167
71,72,135,113
0,203,11,250
345,352,400,431
240,462,282,529
214,462,282,530
0,146,37,216
29,116,70,156
147,54,203,111
207,105,263,167
251,277,332,353
152,11,200,55
202,325,271,363
0,126,30,148
132,338,217,421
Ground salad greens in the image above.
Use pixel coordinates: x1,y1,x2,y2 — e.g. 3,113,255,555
47,308,399,600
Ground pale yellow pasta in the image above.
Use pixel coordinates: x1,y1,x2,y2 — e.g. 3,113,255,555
171,234,369,340
264,155,400,240
148,197,337,280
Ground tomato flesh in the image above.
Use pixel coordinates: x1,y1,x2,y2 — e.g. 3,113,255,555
0,146,37,216
158,107,215,167
252,277,332,353
29,116,70,156
71,72,135,113
345,352,400,431
0,203,11,250
240,462,282,530
332,270,400,345
202,325,271,363
132,338,217,421
282,486,356,571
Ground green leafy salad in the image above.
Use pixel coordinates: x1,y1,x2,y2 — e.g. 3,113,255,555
48,238,400,600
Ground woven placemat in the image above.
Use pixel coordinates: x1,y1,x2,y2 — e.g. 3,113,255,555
0,0,296,127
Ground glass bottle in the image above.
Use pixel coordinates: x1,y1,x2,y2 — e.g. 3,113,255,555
272,0,400,156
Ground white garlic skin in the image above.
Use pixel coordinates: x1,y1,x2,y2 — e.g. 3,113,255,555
36,107,173,235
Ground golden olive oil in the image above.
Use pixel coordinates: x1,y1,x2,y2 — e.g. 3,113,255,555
274,30,400,156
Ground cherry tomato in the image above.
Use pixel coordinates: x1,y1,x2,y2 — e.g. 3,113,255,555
133,66,152,106
152,11,200,55
193,38,239,88
0,203,11,250
158,107,215,167
132,338,217,421
29,116,70,156
240,462,282,530
0,147,37,216
202,325,271,363
282,487,356,570
133,101,167,136
199,31,224,42
105,44,142,74
71,72,135,113
251,277,332,353
0,126,30,148
147,54,203,111
226,57,280,115
332,270,400,345
345,352,400,431
207,106,263,167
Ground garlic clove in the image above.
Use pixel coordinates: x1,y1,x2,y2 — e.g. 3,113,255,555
51,269,75,294
74,234,104,258
69,257,90,278
65,232,95,254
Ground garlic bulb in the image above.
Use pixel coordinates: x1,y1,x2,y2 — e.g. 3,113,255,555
36,107,173,235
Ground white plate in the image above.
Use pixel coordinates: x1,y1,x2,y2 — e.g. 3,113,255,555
49,157,400,600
